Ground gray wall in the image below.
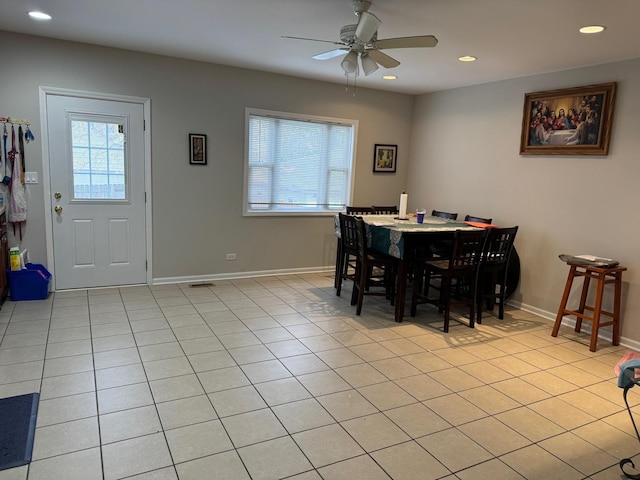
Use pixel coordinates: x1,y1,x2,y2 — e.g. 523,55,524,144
3,30,639,347
0,31,412,280
408,59,640,347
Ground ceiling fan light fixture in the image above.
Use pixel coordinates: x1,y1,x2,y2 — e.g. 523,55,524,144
341,50,359,74
355,11,381,43
361,53,379,76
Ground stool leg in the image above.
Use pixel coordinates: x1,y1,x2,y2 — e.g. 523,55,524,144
613,271,622,346
589,272,606,352
552,265,577,337
575,272,591,333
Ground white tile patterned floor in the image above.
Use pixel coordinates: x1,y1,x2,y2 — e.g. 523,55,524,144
0,272,638,479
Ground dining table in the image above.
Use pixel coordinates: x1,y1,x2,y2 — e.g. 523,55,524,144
356,214,482,322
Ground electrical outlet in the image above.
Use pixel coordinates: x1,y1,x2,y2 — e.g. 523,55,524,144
226,253,237,261
24,172,38,184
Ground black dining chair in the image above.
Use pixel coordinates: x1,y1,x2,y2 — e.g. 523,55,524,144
476,226,519,323
335,207,375,291
432,210,458,220
350,215,398,315
372,205,399,215
336,213,359,296
411,229,487,332
429,210,458,259
465,214,493,224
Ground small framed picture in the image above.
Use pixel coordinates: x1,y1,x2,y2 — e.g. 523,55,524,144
373,144,397,173
189,133,207,165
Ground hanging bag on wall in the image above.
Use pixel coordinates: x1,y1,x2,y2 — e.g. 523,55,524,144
2,124,10,185
8,126,27,239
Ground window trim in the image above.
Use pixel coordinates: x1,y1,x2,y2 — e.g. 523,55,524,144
243,108,358,217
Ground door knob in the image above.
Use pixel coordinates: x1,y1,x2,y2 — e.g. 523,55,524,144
54,192,62,200
54,205,63,214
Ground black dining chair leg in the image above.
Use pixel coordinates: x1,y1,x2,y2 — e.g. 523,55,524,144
441,276,453,333
410,266,424,317
333,239,342,290
386,266,397,306
350,261,361,307
469,276,477,329
351,259,369,316
335,243,343,295
498,272,507,319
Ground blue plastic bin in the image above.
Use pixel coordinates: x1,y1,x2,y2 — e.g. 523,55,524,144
7,263,52,301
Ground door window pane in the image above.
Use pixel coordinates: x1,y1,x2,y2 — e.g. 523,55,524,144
71,120,126,199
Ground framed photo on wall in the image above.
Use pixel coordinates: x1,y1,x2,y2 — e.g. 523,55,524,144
373,144,397,172
189,133,207,165
520,82,616,155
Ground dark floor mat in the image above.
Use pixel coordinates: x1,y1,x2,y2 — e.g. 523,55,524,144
0,392,39,471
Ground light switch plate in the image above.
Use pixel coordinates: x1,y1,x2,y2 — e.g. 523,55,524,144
24,172,38,184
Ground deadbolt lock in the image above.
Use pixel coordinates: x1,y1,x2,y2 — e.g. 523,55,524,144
54,192,62,200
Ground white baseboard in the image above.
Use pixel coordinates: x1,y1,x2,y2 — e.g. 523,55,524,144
152,266,334,285
510,299,640,352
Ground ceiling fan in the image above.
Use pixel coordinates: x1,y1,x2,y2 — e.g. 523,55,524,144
283,0,438,77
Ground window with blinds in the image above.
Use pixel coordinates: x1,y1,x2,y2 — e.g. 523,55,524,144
244,109,357,215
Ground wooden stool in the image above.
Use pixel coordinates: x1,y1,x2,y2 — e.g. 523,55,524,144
552,263,626,352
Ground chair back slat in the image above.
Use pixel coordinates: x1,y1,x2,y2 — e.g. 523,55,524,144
372,205,399,215
465,214,493,224
346,206,373,215
338,213,360,256
353,216,368,258
432,210,458,220
483,226,519,267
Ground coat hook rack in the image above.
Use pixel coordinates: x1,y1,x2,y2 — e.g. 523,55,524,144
0,117,31,125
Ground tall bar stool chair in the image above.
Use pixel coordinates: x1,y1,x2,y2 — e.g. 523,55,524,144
335,207,374,290
476,226,518,323
411,229,487,332
350,215,397,315
430,210,459,259
551,261,627,352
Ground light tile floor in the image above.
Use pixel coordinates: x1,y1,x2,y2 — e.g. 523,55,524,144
0,272,639,479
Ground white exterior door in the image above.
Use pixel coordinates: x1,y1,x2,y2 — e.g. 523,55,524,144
46,95,147,289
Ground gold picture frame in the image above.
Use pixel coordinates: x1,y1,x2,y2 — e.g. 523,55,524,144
519,82,616,155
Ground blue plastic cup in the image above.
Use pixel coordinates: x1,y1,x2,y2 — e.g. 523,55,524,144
416,209,426,223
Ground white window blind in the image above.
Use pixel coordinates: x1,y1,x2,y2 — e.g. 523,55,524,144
244,109,356,215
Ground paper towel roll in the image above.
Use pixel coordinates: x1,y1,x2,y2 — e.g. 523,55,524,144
399,192,408,219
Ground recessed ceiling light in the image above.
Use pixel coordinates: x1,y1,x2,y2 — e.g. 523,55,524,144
579,25,605,34
383,75,397,80
28,11,52,21
458,56,477,62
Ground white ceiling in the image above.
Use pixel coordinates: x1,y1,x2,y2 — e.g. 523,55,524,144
1,0,639,95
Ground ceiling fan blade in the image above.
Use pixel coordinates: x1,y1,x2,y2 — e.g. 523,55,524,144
282,35,345,46
313,48,349,60
367,49,400,68
374,35,438,49
355,11,381,43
